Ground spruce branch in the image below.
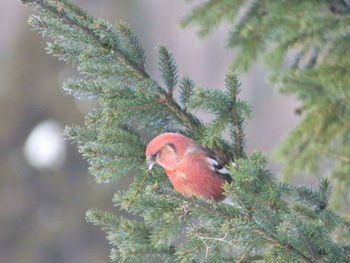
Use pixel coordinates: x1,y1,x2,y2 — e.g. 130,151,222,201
320,149,350,163
156,87,202,133
182,0,350,207
317,178,331,211
22,0,206,146
236,252,264,263
225,73,247,159
185,72,249,161
158,45,178,97
158,189,241,221
179,76,195,110
87,208,176,262
22,0,148,80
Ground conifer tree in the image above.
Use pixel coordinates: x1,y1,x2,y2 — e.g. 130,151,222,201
182,0,350,209
21,0,350,262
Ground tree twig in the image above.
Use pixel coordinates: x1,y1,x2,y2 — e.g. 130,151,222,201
320,149,350,163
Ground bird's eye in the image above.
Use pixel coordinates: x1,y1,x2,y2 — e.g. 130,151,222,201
151,153,157,160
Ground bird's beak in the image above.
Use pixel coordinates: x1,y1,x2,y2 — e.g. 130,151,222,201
147,159,155,170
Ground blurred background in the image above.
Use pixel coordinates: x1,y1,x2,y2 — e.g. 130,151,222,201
1,1,300,262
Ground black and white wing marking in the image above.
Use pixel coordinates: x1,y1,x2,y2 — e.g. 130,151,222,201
207,156,232,184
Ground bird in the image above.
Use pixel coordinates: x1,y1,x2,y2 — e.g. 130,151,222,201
145,133,232,200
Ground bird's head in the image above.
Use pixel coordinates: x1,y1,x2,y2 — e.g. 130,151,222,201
145,133,193,171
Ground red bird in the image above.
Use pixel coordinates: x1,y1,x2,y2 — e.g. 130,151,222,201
145,133,232,200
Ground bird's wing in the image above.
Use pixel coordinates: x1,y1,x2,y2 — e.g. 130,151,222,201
206,155,232,183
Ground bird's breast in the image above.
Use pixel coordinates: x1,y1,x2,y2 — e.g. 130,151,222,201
166,170,188,187
165,170,192,195
165,168,225,200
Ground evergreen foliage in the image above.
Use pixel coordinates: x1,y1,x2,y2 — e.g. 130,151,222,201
22,0,350,262
182,0,350,208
